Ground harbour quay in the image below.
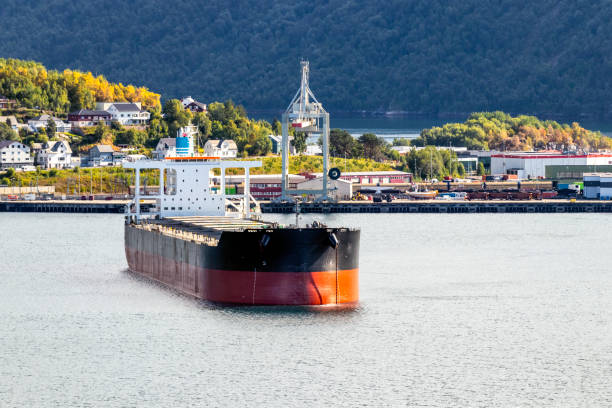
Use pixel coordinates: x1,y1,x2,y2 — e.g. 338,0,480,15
261,200,612,214
0,199,131,213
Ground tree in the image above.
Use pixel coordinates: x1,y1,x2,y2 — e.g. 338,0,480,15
93,122,107,143
250,134,272,156
358,133,386,161
272,118,282,136
192,111,212,139
329,129,358,158
46,118,56,139
163,99,192,137
0,122,18,141
477,161,486,176
457,162,466,177
291,133,307,154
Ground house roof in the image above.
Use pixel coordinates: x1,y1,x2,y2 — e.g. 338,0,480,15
91,144,114,153
156,138,176,148
0,140,18,149
111,103,143,112
187,101,206,109
49,140,72,154
0,115,18,124
30,114,63,122
205,139,237,149
69,109,111,116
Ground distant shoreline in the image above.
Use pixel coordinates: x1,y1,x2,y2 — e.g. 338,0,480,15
247,109,609,123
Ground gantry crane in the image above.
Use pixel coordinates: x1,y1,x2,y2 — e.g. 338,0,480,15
279,61,334,202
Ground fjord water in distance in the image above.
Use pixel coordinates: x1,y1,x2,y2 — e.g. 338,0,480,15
2,212,612,407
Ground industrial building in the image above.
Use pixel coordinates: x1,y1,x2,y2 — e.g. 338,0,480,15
491,152,612,179
583,173,612,200
310,171,411,184
296,177,353,200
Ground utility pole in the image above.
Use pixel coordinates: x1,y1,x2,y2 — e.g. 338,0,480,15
90,169,93,196
429,151,432,181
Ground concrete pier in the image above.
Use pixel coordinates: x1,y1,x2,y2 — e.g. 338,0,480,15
0,200,131,213
261,200,612,214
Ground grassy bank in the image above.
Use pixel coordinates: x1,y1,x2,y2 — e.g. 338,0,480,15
0,156,395,194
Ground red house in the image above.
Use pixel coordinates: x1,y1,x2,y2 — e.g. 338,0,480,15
67,109,112,128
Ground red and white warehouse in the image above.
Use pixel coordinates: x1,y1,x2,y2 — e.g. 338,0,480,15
216,171,411,200
491,152,612,179
311,171,411,184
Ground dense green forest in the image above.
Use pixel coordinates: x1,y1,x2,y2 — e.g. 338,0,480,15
1,1,611,117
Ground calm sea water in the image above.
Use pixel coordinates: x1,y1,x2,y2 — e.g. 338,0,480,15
253,114,612,139
2,212,612,407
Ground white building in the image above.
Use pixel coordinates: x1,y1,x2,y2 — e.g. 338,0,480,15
204,139,238,158
28,114,72,133
305,144,322,156
96,102,150,125
153,138,177,159
491,152,612,179
35,140,73,169
0,140,32,169
583,173,612,200
180,97,207,112
1,115,29,132
296,177,353,200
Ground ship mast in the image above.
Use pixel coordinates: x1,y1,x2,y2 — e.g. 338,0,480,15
279,61,331,201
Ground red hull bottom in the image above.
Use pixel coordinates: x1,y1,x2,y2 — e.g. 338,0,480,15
125,247,358,305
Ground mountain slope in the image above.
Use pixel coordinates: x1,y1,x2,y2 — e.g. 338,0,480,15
1,0,610,117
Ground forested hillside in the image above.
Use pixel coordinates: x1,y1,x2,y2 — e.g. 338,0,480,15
0,59,160,113
1,0,611,117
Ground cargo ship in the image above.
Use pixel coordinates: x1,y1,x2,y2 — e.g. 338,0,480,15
123,151,359,306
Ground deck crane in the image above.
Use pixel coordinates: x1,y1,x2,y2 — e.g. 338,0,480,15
279,61,333,202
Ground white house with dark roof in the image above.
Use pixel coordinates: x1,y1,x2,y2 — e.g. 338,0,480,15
153,138,177,159
96,102,150,125
204,139,238,158
0,140,32,169
28,114,72,133
35,140,73,169
180,96,207,112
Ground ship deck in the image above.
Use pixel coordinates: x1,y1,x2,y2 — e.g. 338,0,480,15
158,216,273,232
130,216,275,246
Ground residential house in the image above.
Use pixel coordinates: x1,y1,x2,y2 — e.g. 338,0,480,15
0,115,28,132
96,102,150,125
0,95,16,110
203,139,238,158
181,97,207,112
268,135,296,155
88,144,115,167
35,140,73,169
67,110,111,128
28,114,72,133
0,140,32,169
153,138,177,159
